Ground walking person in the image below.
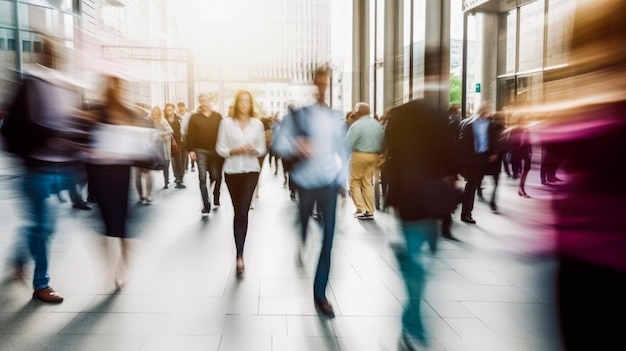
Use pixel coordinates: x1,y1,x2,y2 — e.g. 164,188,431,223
86,75,151,290
384,98,459,350
178,101,195,172
164,103,186,188
271,67,349,318
150,106,174,189
187,93,224,214
506,112,532,197
459,101,499,224
216,90,266,275
4,39,84,303
346,102,384,220
441,103,462,239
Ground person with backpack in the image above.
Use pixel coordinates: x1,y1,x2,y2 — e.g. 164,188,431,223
2,39,86,303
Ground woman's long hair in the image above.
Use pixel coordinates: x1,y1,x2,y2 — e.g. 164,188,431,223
232,90,257,120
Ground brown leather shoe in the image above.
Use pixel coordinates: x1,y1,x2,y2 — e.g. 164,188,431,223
33,286,64,303
314,298,335,318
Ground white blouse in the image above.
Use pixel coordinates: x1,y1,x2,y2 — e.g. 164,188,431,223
216,117,267,174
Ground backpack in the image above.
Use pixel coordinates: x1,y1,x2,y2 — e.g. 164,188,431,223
1,77,52,156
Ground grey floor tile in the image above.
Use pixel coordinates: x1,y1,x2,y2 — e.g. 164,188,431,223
218,335,271,351
273,336,340,351
286,315,336,337
140,335,221,351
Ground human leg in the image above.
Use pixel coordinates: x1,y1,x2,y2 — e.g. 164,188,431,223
207,155,223,206
360,154,377,215
225,172,259,258
162,160,171,188
349,153,367,214
195,150,211,210
396,219,437,343
313,186,338,299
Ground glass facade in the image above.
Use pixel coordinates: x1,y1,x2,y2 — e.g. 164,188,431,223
467,0,576,114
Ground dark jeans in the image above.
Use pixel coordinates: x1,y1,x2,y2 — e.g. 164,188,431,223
195,149,223,210
171,146,185,184
162,160,171,185
296,184,338,300
224,172,259,257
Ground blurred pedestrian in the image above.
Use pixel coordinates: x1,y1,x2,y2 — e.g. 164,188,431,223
346,102,384,220
271,66,348,318
216,90,266,275
384,98,458,350
538,1,626,349
5,38,85,303
506,112,532,197
459,101,499,224
148,106,173,190
441,103,462,240
165,103,186,188
86,75,151,290
187,93,224,214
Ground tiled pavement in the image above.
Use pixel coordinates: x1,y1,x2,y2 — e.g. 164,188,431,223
0,152,563,351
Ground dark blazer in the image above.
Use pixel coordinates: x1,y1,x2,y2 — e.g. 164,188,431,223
384,99,458,221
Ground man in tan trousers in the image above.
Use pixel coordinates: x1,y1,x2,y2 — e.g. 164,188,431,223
347,103,384,220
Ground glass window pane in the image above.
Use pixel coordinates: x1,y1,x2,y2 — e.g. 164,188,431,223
497,10,516,75
546,0,575,67
412,0,425,99
518,1,544,72
402,0,411,103
0,0,16,27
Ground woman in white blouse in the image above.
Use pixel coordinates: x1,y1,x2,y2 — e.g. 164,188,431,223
216,90,266,275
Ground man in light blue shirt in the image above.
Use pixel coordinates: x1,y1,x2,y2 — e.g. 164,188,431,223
271,67,348,318
346,102,384,219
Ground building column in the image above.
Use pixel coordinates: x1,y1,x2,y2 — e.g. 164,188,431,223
352,0,370,108
474,12,498,109
424,0,451,112
383,0,402,110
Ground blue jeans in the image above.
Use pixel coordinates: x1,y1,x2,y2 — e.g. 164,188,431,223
297,185,338,300
194,149,223,210
13,164,71,290
395,219,438,341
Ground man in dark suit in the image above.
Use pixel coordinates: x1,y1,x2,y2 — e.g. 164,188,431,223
459,101,499,224
384,98,458,349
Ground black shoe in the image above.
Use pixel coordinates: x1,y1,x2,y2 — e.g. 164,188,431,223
213,199,220,207
175,183,186,189
72,202,92,211
87,194,97,203
289,191,296,201
490,202,499,213
201,207,210,215
442,232,460,241
356,213,374,220
314,298,335,318
460,215,476,224
163,184,169,189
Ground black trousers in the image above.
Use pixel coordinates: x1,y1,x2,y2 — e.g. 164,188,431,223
224,172,259,257
461,153,488,216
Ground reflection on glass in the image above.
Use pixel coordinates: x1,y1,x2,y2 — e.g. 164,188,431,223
498,10,516,75
518,0,544,72
546,0,575,67
412,0,425,99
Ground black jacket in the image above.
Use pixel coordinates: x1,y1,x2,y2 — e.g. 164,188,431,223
384,99,459,221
